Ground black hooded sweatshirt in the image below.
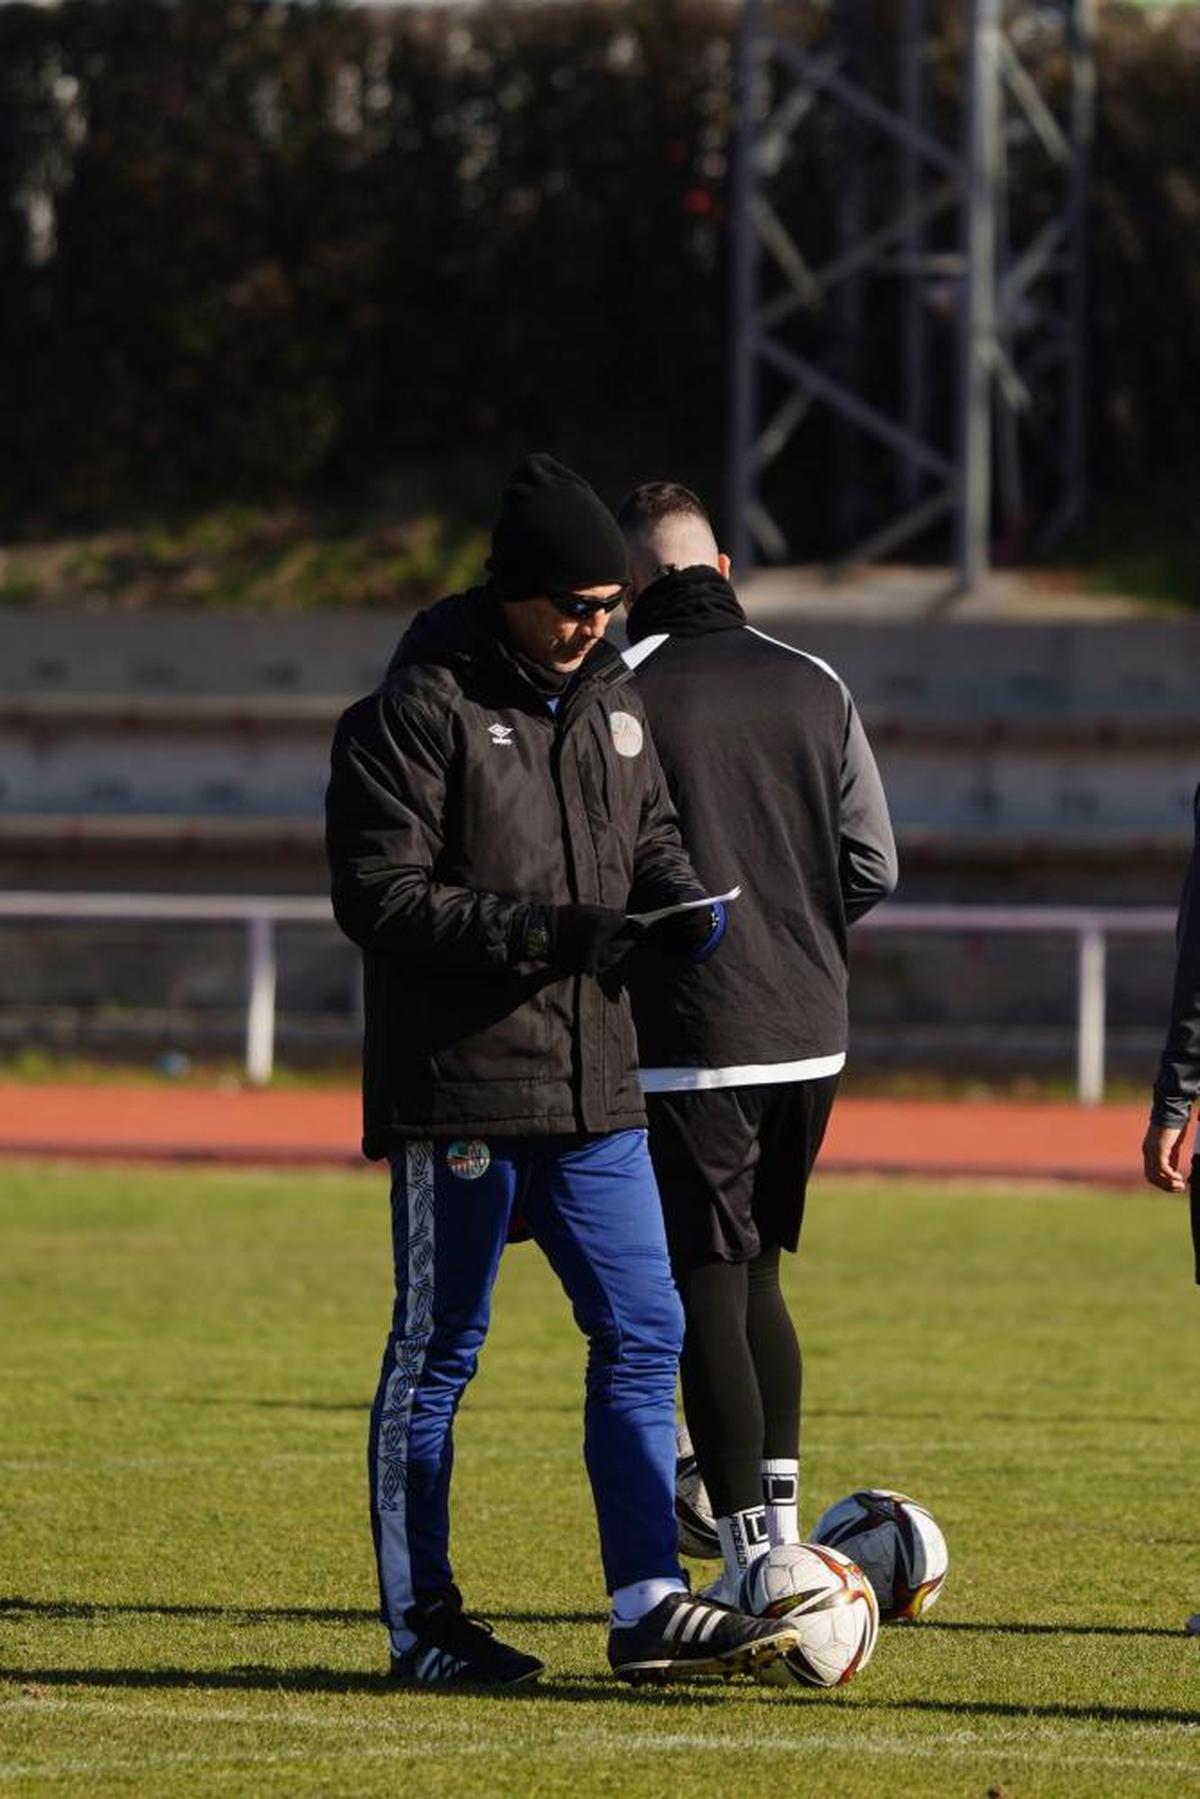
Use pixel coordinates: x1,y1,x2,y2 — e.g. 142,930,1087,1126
624,566,897,1086
1151,783,1200,1133
325,587,703,1154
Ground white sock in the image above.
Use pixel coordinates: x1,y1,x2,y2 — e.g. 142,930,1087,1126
716,1505,769,1597
610,1574,687,1627
762,1459,800,1545
675,1416,695,1461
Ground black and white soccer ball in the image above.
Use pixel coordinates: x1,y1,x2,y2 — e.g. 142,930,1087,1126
811,1488,948,1622
675,1448,720,1559
740,1542,879,1688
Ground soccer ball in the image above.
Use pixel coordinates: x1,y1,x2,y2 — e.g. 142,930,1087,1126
675,1450,720,1560
811,1488,948,1622
741,1542,879,1688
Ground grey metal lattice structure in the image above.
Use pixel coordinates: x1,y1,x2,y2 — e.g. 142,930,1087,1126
728,0,1096,589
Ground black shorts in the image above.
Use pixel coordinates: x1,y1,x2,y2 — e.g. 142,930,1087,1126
645,1074,839,1269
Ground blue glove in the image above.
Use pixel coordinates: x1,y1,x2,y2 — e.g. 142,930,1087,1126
648,900,726,962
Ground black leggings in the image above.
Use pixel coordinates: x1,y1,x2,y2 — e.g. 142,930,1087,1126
675,1247,801,1519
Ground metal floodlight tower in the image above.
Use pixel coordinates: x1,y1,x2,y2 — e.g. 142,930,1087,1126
729,0,1096,590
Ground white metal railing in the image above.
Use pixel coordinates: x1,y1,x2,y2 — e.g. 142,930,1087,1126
0,892,329,1086
859,905,1176,1105
0,893,1178,1100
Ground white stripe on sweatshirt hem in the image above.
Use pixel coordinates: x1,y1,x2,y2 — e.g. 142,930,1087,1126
639,1053,846,1093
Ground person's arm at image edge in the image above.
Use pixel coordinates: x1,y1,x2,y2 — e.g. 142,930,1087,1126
1143,799,1200,1192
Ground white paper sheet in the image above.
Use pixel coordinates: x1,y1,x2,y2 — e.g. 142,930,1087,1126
627,885,741,929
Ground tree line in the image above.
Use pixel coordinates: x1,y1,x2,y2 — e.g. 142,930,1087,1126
0,0,1196,572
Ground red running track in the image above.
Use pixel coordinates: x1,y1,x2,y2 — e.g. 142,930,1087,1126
0,1083,1161,1186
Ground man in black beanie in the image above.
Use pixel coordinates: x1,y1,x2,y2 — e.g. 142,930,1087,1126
325,454,794,1689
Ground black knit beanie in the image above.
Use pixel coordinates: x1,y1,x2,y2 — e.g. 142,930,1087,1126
487,452,629,601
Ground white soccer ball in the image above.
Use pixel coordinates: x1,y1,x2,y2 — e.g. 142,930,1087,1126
741,1542,879,1688
811,1488,948,1622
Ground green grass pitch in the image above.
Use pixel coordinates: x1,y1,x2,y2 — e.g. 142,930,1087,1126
1,1160,1197,1797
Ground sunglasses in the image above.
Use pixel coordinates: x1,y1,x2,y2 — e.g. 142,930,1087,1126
546,586,629,620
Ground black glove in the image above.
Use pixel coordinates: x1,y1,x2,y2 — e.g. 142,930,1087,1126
516,903,643,977
646,900,726,961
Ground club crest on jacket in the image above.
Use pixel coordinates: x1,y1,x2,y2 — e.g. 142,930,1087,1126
609,711,643,758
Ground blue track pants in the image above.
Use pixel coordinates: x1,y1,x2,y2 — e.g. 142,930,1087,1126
369,1129,685,1642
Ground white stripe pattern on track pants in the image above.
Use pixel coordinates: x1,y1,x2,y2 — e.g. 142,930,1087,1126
376,1140,437,1630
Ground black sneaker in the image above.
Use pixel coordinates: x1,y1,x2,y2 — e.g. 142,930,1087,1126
390,1585,543,1688
607,1590,800,1685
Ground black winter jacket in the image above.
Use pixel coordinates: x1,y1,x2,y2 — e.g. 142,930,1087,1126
624,567,898,1086
325,588,703,1154
1151,784,1200,1129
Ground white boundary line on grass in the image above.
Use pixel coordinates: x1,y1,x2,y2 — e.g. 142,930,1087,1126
3,1704,1198,1783
7,1698,1199,1741
4,1741,1200,1785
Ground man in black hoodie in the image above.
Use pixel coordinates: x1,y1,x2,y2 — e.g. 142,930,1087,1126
325,455,799,1688
618,480,898,1608
1143,786,1200,1213
1141,782,1200,1635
